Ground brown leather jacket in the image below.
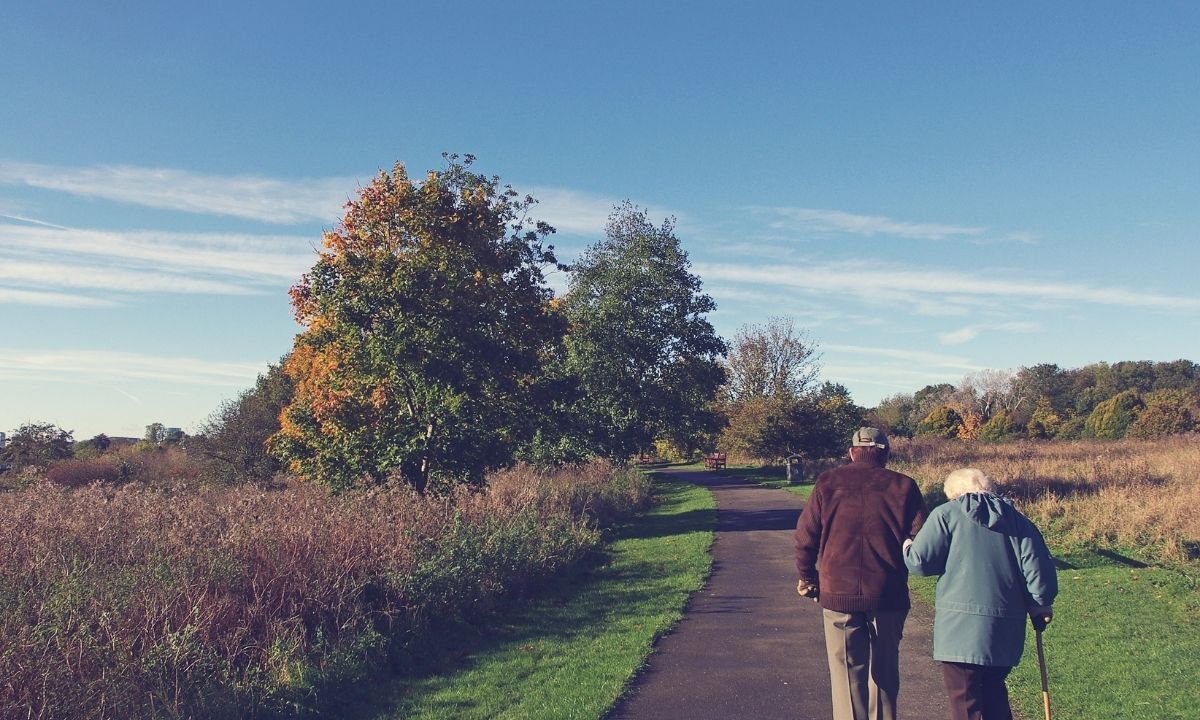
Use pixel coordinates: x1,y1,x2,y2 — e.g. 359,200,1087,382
794,460,928,613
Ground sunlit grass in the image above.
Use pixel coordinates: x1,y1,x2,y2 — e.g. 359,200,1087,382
358,475,715,720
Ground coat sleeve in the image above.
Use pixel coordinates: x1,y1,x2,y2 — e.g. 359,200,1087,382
904,506,950,576
905,479,929,539
794,486,823,583
1014,518,1059,607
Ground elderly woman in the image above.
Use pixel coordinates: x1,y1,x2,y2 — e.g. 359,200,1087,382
903,468,1058,720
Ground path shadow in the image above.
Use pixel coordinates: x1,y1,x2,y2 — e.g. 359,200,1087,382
718,508,801,532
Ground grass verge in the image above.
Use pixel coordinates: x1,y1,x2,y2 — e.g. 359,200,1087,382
910,542,1200,719
351,474,715,720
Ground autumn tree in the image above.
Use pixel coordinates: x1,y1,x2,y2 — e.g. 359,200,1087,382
561,202,726,459
1127,390,1196,438
271,156,565,491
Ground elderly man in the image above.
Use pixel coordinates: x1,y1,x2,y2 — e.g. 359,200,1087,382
794,427,929,720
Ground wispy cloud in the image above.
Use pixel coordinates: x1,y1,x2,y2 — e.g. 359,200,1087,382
525,187,621,236
823,343,986,372
0,221,318,305
938,321,1040,346
0,161,358,224
0,259,260,295
0,287,116,308
0,223,315,282
752,207,988,241
0,349,267,387
695,261,1200,311
820,344,988,395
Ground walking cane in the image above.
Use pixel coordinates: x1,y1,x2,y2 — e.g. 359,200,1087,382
1035,622,1052,720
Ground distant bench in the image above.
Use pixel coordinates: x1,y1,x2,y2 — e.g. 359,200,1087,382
704,452,727,470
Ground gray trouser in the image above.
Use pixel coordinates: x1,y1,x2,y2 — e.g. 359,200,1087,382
822,608,908,720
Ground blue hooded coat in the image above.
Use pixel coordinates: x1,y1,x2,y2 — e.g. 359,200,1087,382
903,493,1058,667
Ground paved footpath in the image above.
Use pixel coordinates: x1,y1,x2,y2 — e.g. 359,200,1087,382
607,468,949,720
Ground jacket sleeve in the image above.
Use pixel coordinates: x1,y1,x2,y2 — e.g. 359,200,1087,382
794,486,822,583
905,479,929,539
904,506,950,576
1015,518,1059,607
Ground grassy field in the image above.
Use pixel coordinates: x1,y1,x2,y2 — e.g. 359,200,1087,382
354,475,715,719
722,437,1200,720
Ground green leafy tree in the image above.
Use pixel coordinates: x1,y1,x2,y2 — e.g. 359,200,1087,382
792,382,865,459
977,410,1019,442
143,423,166,444
916,405,963,438
1151,359,1199,392
1084,390,1143,439
194,359,294,485
562,202,726,459
0,422,74,471
272,155,565,491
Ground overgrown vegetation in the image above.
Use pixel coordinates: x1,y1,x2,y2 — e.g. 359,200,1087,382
0,462,649,719
891,435,1200,564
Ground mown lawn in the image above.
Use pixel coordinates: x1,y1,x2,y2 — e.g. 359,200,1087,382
349,475,715,720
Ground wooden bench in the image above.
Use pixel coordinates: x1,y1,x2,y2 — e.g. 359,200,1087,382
703,452,727,470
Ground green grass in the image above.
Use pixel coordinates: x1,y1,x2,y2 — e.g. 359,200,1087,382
348,475,715,720
911,548,1200,719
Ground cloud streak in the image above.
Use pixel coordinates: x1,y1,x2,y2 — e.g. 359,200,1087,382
752,207,988,241
0,223,315,283
0,349,267,387
695,261,1200,311
0,221,318,305
0,161,358,224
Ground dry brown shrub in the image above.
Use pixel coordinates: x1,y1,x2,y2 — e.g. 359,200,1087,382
0,459,647,719
889,435,1200,563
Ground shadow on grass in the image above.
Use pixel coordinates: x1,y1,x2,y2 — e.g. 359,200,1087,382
320,480,714,719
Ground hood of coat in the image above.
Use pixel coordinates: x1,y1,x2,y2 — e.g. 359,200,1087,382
955,492,1017,531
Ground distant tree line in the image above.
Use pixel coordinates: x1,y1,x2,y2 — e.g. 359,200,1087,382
866,360,1200,442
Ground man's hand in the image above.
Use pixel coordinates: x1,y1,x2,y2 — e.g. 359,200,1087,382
1029,605,1053,632
796,579,819,602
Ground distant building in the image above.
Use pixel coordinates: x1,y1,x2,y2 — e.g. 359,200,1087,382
0,431,6,449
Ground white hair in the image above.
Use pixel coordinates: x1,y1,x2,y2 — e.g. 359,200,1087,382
943,468,995,500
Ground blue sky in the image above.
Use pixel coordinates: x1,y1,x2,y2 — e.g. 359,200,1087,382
2,2,1198,440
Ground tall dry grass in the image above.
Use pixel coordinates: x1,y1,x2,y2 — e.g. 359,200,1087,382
0,460,648,719
890,435,1200,564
